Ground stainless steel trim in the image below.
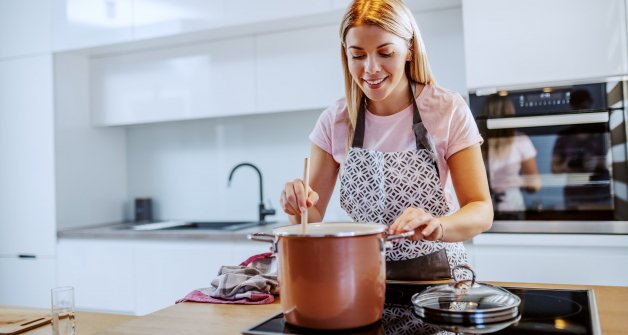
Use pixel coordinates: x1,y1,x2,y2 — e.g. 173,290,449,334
488,220,628,234
588,289,602,335
487,112,609,129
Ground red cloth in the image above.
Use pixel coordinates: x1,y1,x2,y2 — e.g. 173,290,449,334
176,289,274,305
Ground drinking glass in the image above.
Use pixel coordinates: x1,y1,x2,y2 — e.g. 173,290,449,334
51,286,76,335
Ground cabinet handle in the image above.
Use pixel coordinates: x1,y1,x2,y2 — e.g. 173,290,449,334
18,254,36,259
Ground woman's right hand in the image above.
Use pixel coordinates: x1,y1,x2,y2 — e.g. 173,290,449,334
280,178,319,216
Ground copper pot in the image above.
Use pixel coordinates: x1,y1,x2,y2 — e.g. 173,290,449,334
249,222,412,330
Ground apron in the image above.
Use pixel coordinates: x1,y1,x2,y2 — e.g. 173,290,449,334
339,82,468,281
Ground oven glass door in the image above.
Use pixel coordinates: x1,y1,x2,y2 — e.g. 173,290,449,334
483,112,616,220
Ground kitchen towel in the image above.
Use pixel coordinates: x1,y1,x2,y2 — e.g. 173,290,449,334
176,252,278,305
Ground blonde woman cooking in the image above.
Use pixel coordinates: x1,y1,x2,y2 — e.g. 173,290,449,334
280,0,493,280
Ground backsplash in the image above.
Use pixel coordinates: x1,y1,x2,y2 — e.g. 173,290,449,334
126,109,351,223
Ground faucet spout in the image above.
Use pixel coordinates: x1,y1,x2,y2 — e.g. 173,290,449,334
228,162,263,204
227,162,275,223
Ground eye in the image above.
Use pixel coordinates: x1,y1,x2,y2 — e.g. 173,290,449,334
380,52,394,58
351,54,366,59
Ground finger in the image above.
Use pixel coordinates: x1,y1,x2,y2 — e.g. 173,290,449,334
307,190,319,207
281,190,298,215
291,179,307,213
283,183,300,214
401,211,431,231
421,220,440,239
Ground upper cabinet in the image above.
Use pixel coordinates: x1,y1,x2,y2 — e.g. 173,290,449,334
52,0,133,51
91,36,255,126
0,0,52,59
132,0,224,40
256,24,344,113
462,0,628,91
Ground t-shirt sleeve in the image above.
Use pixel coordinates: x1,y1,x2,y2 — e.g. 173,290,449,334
445,94,484,160
309,106,334,155
517,134,537,161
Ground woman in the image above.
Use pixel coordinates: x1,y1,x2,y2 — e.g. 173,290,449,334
280,0,493,280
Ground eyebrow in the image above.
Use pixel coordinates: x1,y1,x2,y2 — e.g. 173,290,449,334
347,42,394,50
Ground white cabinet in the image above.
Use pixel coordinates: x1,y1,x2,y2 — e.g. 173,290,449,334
134,240,264,315
223,0,332,26
0,55,56,257
57,240,135,313
58,238,268,315
91,36,255,126
255,24,344,113
462,0,628,90
0,257,56,308
0,0,52,59
52,0,133,51
471,234,628,286
132,0,225,40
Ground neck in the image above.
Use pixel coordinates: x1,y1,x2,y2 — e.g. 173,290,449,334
367,77,413,116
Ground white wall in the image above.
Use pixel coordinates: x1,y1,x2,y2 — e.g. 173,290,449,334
125,109,351,222
55,53,128,229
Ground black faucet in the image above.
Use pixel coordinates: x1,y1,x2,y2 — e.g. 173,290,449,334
227,162,275,224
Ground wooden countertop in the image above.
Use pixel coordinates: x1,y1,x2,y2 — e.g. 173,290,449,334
0,306,135,335
93,282,628,335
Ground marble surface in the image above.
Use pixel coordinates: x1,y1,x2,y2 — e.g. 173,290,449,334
58,221,290,241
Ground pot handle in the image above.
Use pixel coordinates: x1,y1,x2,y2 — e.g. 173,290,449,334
248,232,277,253
385,230,415,241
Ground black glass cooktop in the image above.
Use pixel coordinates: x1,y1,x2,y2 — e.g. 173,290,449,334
243,282,600,335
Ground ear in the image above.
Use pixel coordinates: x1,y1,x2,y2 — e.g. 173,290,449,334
406,51,412,61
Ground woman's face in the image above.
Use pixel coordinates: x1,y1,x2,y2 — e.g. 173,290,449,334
344,25,411,102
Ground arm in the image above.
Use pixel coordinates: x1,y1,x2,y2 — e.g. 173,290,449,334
281,143,339,224
521,156,542,192
390,144,493,242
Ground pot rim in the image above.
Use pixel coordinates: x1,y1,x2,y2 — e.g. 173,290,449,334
272,222,387,238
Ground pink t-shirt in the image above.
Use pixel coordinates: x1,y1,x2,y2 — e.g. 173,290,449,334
309,84,483,210
488,133,537,193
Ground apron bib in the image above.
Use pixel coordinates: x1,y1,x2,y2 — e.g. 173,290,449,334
339,82,468,280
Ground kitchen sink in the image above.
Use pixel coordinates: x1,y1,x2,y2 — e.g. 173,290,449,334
129,220,270,231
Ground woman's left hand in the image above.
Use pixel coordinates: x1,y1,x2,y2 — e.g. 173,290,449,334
389,207,444,242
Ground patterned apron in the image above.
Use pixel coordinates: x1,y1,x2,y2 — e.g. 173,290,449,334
340,82,468,280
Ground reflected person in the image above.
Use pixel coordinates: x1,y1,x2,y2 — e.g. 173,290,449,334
483,95,541,211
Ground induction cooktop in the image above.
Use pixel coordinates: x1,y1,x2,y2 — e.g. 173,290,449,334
242,282,600,335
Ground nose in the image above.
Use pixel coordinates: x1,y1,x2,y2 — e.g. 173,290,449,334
364,55,381,74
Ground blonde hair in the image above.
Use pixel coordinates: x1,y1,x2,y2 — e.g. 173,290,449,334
339,0,435,146
483,95,516,158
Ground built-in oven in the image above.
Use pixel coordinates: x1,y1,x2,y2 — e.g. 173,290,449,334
469,81,628,233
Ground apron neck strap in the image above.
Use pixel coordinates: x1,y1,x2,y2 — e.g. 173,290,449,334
352,80,423,148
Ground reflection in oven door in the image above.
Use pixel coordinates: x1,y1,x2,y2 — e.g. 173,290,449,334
471,81,627,221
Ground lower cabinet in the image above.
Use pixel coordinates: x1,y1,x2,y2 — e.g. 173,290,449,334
469,234,628,286
0,257,56,308
57,238,268,315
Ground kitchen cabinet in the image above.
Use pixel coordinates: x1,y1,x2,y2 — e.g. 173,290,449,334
52,0,133,51
462,0,628,90
58,238,268,315
255,24,344,113
0,55,56,257
0,257,56,308
471,234,628,286
223,0,332,26
0,0,52,59
57,240,135,314
90,36,255,126
132,0,224,40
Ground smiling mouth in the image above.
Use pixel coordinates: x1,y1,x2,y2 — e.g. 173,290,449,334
363,77,387,85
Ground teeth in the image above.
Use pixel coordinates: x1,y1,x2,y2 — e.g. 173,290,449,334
365,77,386,85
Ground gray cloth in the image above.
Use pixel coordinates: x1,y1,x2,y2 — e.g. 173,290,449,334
206,265,279,300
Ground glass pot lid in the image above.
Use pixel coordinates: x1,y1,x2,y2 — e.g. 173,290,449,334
411,265,521,325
